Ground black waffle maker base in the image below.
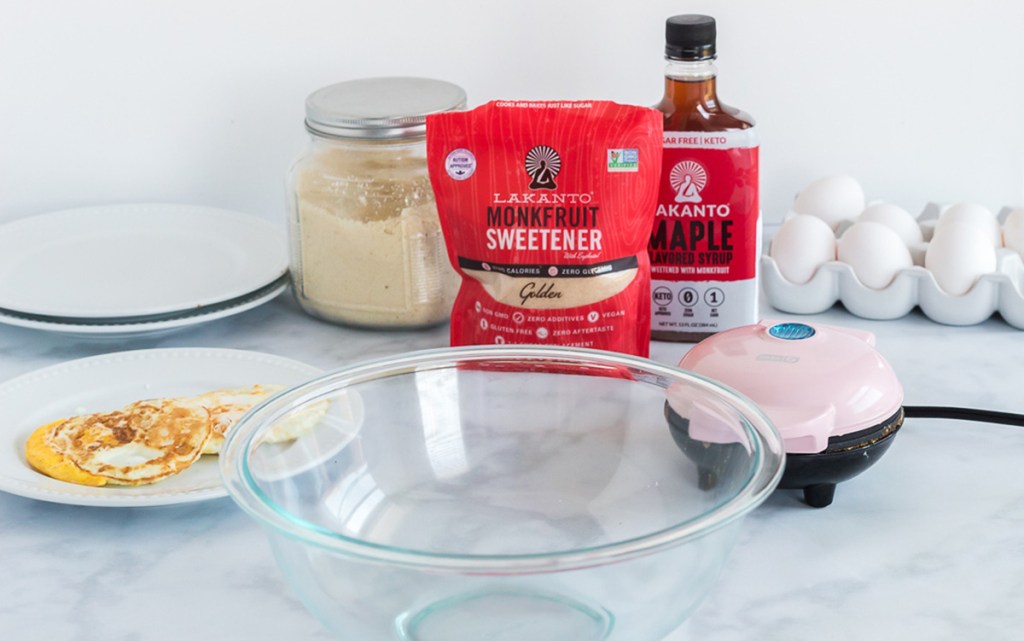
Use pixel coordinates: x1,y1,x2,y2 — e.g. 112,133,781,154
666,405,904,507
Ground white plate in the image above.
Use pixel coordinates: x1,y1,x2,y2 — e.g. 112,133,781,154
0,204,288,318
0,348,322,507
0,276,288,338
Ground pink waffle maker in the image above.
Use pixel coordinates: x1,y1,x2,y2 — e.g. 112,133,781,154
668,320,905,507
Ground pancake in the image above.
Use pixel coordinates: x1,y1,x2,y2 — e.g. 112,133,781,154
25,400,212,486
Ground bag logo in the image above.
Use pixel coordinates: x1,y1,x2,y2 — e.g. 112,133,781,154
607,148,639,172
525,145,560,190
669,160,707,203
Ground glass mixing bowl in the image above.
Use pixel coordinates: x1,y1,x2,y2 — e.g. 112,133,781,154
221,346,784,641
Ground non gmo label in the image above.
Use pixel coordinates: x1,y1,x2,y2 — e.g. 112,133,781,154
607,148,639,172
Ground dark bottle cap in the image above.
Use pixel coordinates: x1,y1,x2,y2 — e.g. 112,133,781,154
665,14,716,60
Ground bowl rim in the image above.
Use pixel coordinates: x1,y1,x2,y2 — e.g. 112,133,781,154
220,345,785,573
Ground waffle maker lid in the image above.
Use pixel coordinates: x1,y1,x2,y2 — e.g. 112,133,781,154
678,320,904,454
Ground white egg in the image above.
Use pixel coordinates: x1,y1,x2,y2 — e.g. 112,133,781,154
857,202,923,246
837,221,913,289
793,175,866,231
769,214,837,283
936,202,1001,247
925,222,997,296
1002,208,1024,255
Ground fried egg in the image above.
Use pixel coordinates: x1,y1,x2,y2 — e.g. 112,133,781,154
24,419,108,486
176,384,326,455
25,384,327,487
25,400,211,486
175,384,284,455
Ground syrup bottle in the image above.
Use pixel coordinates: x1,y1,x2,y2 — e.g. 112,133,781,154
650,15,760,342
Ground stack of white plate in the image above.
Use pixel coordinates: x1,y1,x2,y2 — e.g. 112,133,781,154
0,204,290,337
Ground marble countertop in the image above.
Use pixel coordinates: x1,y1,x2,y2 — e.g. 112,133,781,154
2,294,1022,641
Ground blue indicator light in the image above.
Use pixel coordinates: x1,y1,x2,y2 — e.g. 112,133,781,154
768,323,816,340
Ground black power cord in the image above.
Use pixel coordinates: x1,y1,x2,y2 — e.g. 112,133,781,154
903,406,1024,427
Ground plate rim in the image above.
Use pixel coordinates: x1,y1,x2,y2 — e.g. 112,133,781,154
0,347,323,507
0,203,289,319
0,278,288,337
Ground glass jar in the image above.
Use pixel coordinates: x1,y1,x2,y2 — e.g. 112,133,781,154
287,77,466,328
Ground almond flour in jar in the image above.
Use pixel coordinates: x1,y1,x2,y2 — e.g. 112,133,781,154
287,77,466,328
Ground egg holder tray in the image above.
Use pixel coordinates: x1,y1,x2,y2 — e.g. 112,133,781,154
761,204,1024,329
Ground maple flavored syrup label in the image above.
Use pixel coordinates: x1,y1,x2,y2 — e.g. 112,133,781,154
650,128,760,336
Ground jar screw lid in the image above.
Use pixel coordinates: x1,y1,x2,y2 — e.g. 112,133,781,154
305,77,467,140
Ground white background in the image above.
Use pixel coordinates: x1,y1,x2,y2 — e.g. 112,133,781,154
2,0,1022,224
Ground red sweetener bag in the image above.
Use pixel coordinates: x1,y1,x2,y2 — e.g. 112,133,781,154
426,100,662,357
